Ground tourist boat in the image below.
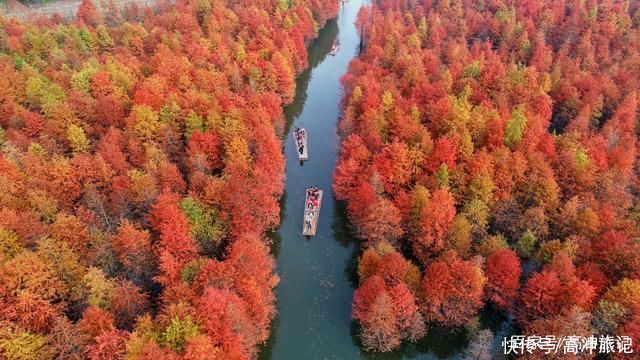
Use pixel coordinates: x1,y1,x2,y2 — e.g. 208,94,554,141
293,127,308,161
302,188,323,236
330,39,340,56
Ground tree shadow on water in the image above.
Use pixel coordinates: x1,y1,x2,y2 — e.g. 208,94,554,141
330,195,358,248
283,17,340,134
268,190,287,258
350,321,468,360
257,315,280,360
331,196,362,289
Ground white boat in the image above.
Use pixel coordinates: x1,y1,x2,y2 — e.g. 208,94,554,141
302,188,323,236
293,127,308,161
330,39,340,56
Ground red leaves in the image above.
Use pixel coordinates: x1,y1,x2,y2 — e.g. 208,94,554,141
110,280,150,330
425,136,458,173
593,230,640,281
5,291,60,333
419,251,485,328
387,283,424,340
410,188,456,262
97,128,130,175
132,77,167,111
519,253,595,324
218,171,281,237
87,329,129,360
333,157,364,201
333,135,371,200
0,252,68,332
353,275,387,324
353,276,425,352
23,111,45,138
223,234,278,340
95,95,126,130
357,199,403,247
271,51,296,104
373,141,413,193
346,180,378,227
77,0,100,26
520,271,563,321
183,335,219,359
78,306,115,345
149,192,199,286
484,249,521,312
196,287,255,359
355,281,402,352
191,234,278,347
51,213,89,256
187,131,222,174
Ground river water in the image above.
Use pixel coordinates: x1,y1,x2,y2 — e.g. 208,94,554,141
260,1,365,358
259,1,507,358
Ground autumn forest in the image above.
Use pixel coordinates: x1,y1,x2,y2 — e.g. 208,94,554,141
0,0,639,358
0,0,339,358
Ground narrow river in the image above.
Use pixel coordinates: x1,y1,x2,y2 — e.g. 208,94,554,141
260,1,503,358
260,1,365,358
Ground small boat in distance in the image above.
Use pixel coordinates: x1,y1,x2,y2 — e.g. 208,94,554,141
302,187,323,236
293,127,308,161
330,39,340,56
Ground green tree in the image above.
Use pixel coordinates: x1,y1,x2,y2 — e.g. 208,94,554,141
179,197,225,257
82,267,115,309
516,230,537,258
0,227,22,260
504,106,527,149
184,111,205,139
67,124,90,153
162,316,201,353
0,325,47,360
130,105,160,141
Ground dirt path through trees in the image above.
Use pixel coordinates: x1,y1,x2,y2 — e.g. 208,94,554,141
1,0,158,21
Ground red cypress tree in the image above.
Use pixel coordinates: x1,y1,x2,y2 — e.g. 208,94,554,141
420,251,485,327
149,192,199,286
411,188,456,262
484,248,521,312
77,0,100,26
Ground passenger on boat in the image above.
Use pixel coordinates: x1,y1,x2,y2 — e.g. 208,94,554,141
307,198,317,209
305,212,314,229
295,128,306,155
307,191,321,211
